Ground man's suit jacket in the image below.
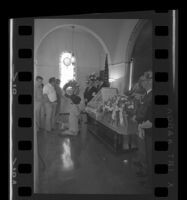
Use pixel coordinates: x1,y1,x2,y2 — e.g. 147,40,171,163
136,90,152,124
84,86,98,105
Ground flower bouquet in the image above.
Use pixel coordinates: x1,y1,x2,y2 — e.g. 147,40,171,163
63,80,80,98
102,94,130,129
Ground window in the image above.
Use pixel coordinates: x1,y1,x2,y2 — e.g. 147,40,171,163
59,52,76,88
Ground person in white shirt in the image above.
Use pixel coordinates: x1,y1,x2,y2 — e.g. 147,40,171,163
43,77,57,132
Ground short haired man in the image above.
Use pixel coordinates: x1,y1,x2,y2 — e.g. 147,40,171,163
34,76,45,131
43,77,57,132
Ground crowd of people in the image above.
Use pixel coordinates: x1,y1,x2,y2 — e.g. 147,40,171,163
35,70,152,188
34,76,62,133
34,73,106,136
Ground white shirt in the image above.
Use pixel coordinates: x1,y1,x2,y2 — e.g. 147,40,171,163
43,83,57,102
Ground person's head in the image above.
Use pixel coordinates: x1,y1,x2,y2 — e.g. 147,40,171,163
89,79,95,87
141,71,152,91
97,77,104,85
94,77,99,86
70,95,81,105
145,78,152,90
56,79,60,86
36,76,43,86
49,77,56,86
141,77,152,91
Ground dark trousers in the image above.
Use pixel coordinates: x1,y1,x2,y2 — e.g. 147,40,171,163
136,129,152,176
144,131,152,178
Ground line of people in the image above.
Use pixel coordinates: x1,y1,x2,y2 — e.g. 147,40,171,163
35,74,107,135
34,76,63,133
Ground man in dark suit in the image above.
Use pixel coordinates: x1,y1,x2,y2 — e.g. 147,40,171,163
95,77,106,93
84,79,98,106
133,72,152,183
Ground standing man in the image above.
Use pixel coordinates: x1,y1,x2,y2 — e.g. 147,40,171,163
55,79,62,122
43,77,57,132
133,71,152,183
34,76,44,132
84,78,97,106
95,77,105,93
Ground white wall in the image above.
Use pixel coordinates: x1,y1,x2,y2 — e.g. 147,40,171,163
36,27,104,104
34,19,139,95
35,19,138,64
109,63,128,94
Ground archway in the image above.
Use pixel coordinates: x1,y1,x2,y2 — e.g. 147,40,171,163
34,24,112,65
124,19,152,91
35,24,111,114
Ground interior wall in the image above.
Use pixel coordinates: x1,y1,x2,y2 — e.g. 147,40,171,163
131,21,152,84
36,27,104,97
109,63,127,94
34,18,140,96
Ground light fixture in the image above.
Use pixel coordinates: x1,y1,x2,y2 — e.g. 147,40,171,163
71,26,76,64
63,56,71,66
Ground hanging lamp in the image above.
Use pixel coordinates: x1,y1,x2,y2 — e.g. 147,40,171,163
71,25,76,64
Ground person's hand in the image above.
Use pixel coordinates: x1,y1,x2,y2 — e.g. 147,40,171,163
138,124,145,139
141,120,152,129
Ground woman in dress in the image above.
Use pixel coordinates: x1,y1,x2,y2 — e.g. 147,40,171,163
62,95,81,135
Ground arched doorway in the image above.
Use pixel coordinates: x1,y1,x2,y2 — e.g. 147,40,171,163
124,19,152,91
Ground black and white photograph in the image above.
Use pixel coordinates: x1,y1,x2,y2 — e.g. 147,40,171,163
33,18,153,194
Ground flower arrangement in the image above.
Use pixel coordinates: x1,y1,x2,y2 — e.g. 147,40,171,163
101,70,152,129
102,94,137,128
63,80,80,97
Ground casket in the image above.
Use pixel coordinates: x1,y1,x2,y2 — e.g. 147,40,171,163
85,88,135,152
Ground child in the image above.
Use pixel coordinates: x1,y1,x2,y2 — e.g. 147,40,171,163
62,95,81,135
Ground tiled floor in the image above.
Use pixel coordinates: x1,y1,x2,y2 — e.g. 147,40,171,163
37,115,152,194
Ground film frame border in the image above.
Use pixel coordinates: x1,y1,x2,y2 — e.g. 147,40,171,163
9,10,178,200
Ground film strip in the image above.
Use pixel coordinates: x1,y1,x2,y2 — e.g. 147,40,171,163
9,10,178,200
